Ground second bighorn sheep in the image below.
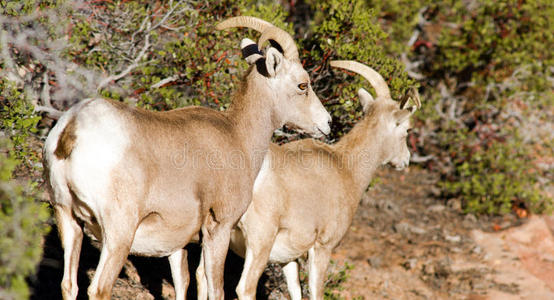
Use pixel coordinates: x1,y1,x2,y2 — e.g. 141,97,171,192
43,16,331,300
197,60,421,299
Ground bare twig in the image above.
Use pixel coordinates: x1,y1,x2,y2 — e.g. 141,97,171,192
410,154,435,163
151,75,179,89
35,73,63,119
148,0,176,33
35,105,63,119
97,28,151,91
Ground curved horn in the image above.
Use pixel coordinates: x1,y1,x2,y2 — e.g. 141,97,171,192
215,16,274,32
258,27,299,61
216,16,299,61
330,60,391,99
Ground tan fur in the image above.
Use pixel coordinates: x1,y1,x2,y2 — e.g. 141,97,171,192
44,44,330,300
198,67,419,300
54,116,77,159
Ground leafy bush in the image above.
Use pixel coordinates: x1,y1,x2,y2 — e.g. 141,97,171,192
64,0,292,111
0,137,50,299
0,81,42,173
324,260,355,300
64,0,416,143
368,0,553,214
442,138,543,214
300,0,416,140
0,78,50,300
2,1,551,297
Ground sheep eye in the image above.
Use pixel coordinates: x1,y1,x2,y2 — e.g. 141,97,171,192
298,83,308,91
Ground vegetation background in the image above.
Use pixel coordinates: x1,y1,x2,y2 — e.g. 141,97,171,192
0,0,552,298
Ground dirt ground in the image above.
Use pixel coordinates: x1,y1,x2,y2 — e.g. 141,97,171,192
29,167,554,299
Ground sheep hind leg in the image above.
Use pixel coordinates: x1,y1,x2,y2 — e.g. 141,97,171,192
87,212,137,300
54,205,83,300
195,251,208,300
235,225,278,300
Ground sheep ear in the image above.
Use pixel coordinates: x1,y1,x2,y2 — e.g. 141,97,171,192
240,39,282,77
358,88,375,113
264,47,283,78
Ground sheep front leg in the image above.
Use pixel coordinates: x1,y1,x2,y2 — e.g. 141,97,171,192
201,219,232,300
282,261,302,300
54,205,83,300
168,248,189,300
307,245,332,300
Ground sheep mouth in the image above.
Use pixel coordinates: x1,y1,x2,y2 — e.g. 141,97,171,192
316,126,329,137
282,123,328,138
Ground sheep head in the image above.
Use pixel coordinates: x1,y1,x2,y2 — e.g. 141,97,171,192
331,60,421,170
216,16,331,137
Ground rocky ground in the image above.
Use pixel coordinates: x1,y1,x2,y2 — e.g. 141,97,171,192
326,168,554,300
29,167,554,299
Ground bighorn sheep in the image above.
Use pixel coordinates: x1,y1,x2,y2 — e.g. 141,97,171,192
43,16,331,300
196,60,421,299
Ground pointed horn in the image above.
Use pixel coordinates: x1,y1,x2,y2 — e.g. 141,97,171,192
400,87,422,110
411,88,421,109
215,16,274,32
258,27,299,61
330,60,391,99
399,91,409,109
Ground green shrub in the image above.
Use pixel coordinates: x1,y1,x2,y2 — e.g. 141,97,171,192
324,260,354,300
302,0,416,140
0,81,42,174
368,0,553,214
66,0,416,143
0,79,50,300
442,138,543,214
0,138,50,300
67,0,292,112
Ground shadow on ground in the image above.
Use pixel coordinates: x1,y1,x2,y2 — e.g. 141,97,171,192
29,225,270,299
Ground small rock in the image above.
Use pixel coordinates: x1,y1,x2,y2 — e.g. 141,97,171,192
462,214,477,227
445,234,461,243
377,199,401,215
361,193,376,206
394,221,426,235
447,198,462,211
428,204,446,212
394,222,410,235
405,208,418,215
402,258,418,270
410,225,427,235
429,186,442,197
435,259,452,278
464,213,477,223
422,262,435,275
123,260,141,283
368,256,383,268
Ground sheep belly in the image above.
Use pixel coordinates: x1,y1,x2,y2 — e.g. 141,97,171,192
268,234,307,264
131,212,200,257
